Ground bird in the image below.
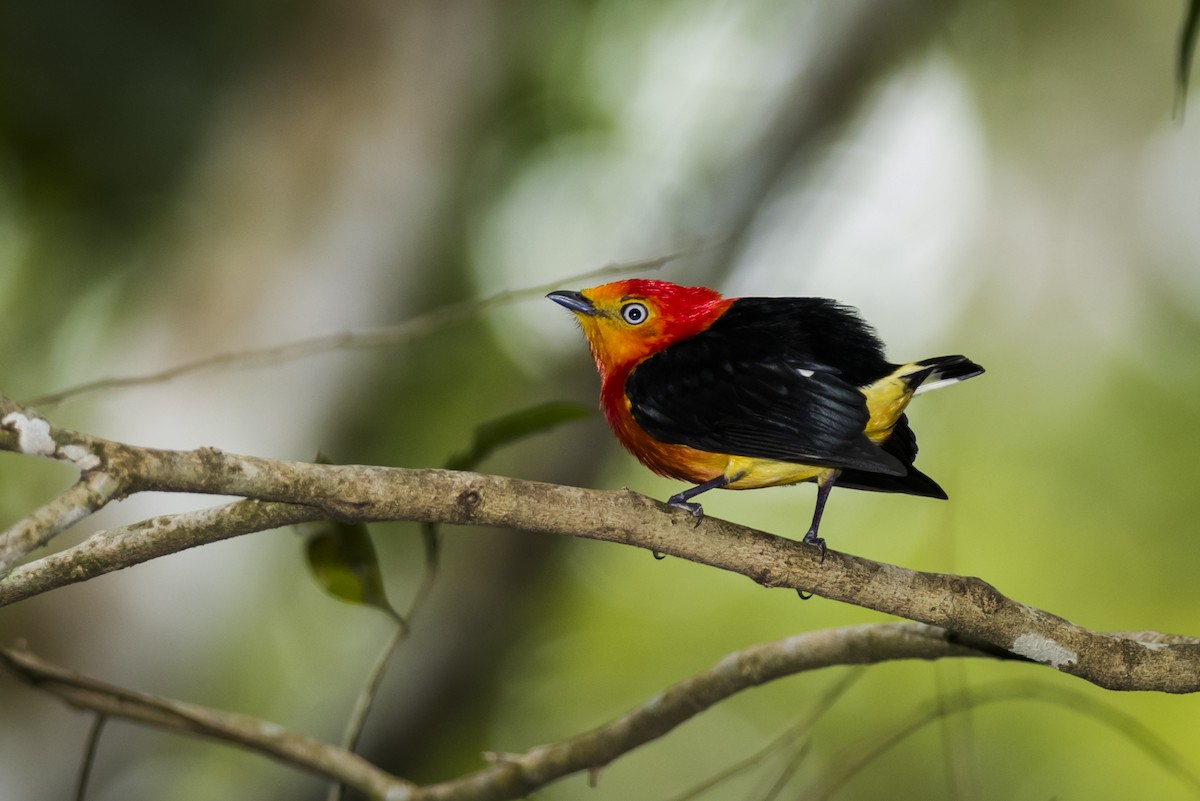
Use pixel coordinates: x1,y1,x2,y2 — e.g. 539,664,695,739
548,278,983,559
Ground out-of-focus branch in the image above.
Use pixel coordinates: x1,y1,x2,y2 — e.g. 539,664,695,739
0,646,408,800
21,249,695,409
1,393,1199,693
710,0,961,271
0,623,1003,801
417,623,1003,801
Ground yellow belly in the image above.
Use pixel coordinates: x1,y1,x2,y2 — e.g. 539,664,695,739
723,455,830,488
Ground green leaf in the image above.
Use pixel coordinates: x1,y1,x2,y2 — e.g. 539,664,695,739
443,401,592,472
306,520,401,621
1178,0,1200,115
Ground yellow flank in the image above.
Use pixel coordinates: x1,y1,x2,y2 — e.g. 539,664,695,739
860,362,924,443
722,456,831,489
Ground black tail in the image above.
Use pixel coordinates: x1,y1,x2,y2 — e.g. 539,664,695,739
905,355,985,395
836,415,947,499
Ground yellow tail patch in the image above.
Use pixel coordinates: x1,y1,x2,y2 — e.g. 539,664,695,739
860,363,925,443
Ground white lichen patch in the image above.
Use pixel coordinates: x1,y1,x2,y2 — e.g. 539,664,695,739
1138,640,1170,651
59,444,101,471
258,721,285,739
1011,632,1077,669
2,412,55,457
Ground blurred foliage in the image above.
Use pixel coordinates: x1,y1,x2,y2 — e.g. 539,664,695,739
0,0,308,224
306,520,399,621
1180,0,1200,110
1,1,1200,800
442,401,591,473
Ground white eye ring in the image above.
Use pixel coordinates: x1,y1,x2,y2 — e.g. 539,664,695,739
621,302,649,325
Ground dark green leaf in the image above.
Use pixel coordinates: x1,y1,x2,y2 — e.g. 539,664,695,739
305,520,400,621
444,401,592,472
425,401,591,571
1178,0,1200,115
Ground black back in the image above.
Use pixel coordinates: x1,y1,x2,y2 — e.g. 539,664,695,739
625,298,906,476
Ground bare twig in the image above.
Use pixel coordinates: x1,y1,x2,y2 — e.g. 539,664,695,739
806,680,1200,801
0,645,410,800
1,394,1199,693
329,619,409,801
75,714,107,801
666,668,865,801
22,248,696,409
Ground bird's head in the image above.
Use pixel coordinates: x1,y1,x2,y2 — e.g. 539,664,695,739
548,279,731,379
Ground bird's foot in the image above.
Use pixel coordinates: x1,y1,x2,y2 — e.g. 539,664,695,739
667,495,705,527
802,529,827,563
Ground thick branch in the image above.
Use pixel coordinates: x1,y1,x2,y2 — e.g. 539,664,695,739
0,623,1003,801
1,395,1199,693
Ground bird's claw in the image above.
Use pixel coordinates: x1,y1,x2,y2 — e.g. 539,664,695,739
668,497,705,527
802,530,827,563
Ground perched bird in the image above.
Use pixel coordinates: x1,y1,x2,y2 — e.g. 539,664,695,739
548,279,983,557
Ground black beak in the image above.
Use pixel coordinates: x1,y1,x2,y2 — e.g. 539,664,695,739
547,290,600,316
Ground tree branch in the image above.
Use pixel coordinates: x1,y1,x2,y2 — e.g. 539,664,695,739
0,645,407,799
0,499,323,603
0,471,120,570
21,248,698,410
0,623,1005,801
1,394,1199,693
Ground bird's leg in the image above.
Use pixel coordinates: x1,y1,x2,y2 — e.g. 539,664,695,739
802,471,841,563
667,474,736,525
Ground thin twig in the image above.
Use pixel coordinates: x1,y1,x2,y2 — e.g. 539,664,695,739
74,713,107,801
0,646,410,800
756,740,811,801
330,554,440,801
666,668,864,801
23,248,697,409
329,618,408,801
806,680,1200,801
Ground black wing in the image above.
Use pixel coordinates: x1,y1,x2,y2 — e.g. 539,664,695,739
626,298,904,475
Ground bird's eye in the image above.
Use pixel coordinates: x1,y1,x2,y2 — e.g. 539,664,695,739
621,302,649,325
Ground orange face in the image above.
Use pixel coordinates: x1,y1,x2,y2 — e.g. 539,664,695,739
548,279,732,379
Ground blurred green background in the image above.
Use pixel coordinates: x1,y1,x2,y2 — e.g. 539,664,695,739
2,0,1199,799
